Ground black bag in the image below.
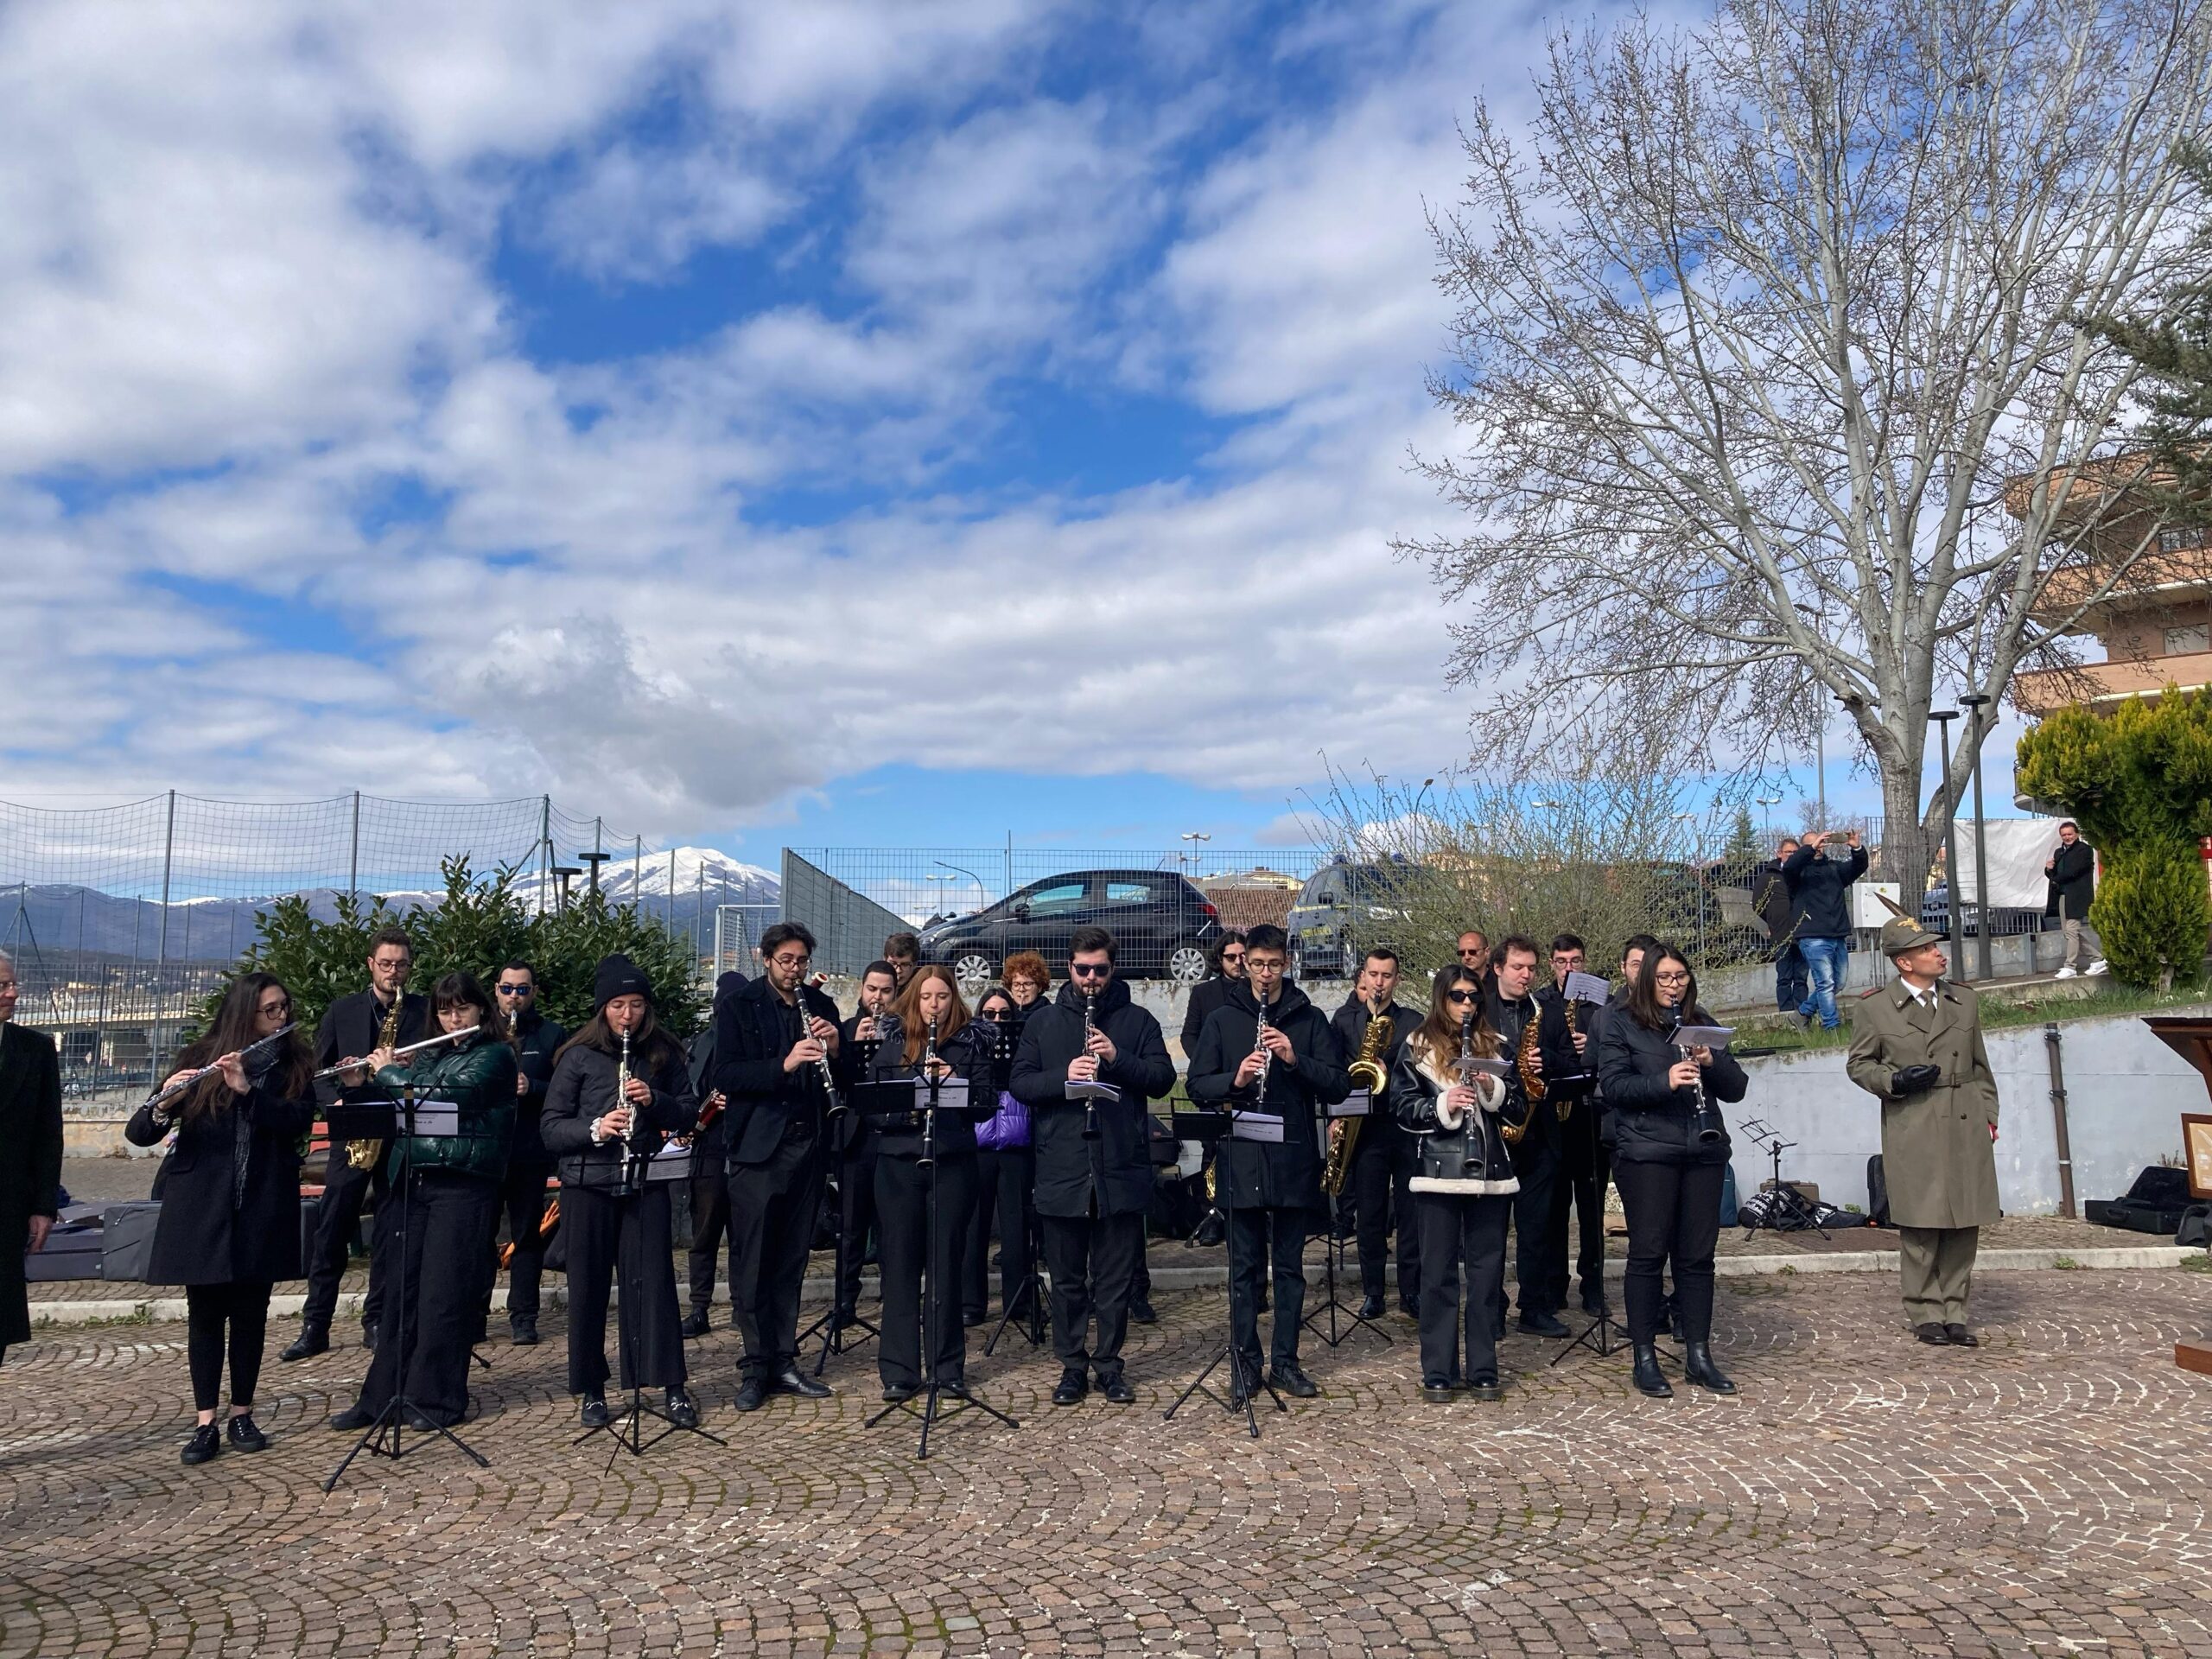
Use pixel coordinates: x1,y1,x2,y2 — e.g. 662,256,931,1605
1866,1154,1892,1228
99,1201,162,1283
2086,1165,2196,1235
2177,1203,2211,1249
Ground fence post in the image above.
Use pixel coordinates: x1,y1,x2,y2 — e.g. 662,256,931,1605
154,788,176,1087
538,795,551,917
349,790,361,906
634,834,643,905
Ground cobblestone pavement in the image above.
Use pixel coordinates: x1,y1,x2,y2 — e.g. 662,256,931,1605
4,1268,2211,1656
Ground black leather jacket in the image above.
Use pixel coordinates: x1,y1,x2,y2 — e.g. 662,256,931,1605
1388,1031,1521,1196
542,1032,699,1194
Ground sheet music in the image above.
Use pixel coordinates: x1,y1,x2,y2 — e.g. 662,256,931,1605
1065,1079,1121,1102
1672,1025,1734,1048
1230,1111,1285,1142
914,1077,971,1110
1565,969,1611,1006
399,1099,459,1136
645,1143,693,1182
1330,1091,1371,1118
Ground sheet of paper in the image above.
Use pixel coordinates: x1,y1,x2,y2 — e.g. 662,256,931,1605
914,1077,971,1110
1672,1026,1734,1048
1230,1111,1285,1142
1565,969,1612,1006
1065,1079,1122,1102
1330,1092,1371,1119
400,1099,459,1136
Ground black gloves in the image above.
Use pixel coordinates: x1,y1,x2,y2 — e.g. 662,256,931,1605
1891,1064,1942,1096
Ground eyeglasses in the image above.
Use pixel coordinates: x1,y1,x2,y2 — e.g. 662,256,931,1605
769,954,811,970
1653,970,1690,985
258,999,291,1015
1446,989,1480,1004
1069,963,1111,978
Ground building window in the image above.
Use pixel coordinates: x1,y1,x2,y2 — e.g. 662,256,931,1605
2158,524,2210,553
2166,624,2211,656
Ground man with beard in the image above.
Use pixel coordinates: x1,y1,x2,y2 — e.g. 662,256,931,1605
492,960,566,1346
1485,936,1579,1339
1330,945,1422,1321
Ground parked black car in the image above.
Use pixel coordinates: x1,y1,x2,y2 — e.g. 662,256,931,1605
918,868,1221,989
1287,859,1416,981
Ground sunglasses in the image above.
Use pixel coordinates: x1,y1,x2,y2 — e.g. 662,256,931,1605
1457,948,1485,957
1446,988,1480,1004
496,984,532,996
1069,963,1112,978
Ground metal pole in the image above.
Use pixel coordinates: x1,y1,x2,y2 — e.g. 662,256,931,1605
539,795,551,918
1816,722,1827,824
2044,1024,2078,1219
1930,711,1963,982
154,789,175,1087
633,835,643,906
1961,693,1994,982
1005,831,1014,906
349,790,361,906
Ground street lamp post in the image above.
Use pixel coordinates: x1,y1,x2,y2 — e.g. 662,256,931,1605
1179,830,1211,875
931,860,987,915
1928,710,1965,982
1958,693,1995,982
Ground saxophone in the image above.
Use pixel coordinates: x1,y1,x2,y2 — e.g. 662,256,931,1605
1325,996,1390,1196
1504,1000,1543,1145
344,990,405,1171
1554,997,1578,1123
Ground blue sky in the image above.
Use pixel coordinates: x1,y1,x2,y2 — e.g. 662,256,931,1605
0,0,2002,861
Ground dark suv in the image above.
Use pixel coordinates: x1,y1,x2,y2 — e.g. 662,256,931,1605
918,868,1221,990
1287,859,1414,981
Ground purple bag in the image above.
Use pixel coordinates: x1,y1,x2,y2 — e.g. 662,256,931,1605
975,1090,1031,1150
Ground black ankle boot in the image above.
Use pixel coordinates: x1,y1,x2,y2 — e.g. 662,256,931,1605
1683,1342,1737,1395
1631,1343,1673,1398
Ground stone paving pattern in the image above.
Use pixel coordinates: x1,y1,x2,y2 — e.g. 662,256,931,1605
4,1264,2212,1656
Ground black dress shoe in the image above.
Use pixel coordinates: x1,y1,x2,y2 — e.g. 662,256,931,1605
1128,1297,1157,1325
1914,1322,1951,1345
404,1408,441,1433
1580,1292,1610,1319
881,1382,918,1404
1630,1344,1673,1398
361,1323,378,1351
939,1379,971,1401
1466,1377,1503,1402
280,1326,328,1363
1518,1312,1573,1338
579,1391,611,1429
664,1387,698,1428
1398,1296,1420,1319
328,1405,378,1432
1682,1342,1737,1395
1051,1370,1087,1407
1099,1373,1136,1405
962,1310,986,1329
1944,1324,1979,1347
772,1368,832,1400
181,1423,223,1465
1268,1362,1319,1398
1193,1214,1225,1247
1421,1382,1457,1404
509,1319,539,1347
733,1378,767,1412
679,1310,711,1339
226,1414,268,1452
1358,1293,1386,1320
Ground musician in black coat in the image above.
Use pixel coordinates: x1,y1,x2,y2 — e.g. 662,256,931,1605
0,951,62,1371
1188,925,1351,1400
490,960,565,1345
540,955,702,1430
285,925,423,1361
1008,925,1175,1407
822,960,899,1333
864,966,994,1401
1329,946,1422,1320
681,969,749,1337
1484,936,1581,1337
126,973,317,1464
712,922,842,1411
1532,934,1608,1319
962,989,1032,1325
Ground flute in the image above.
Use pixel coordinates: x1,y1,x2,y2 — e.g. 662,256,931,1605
312,1024,480,1083
139,1024,296,1116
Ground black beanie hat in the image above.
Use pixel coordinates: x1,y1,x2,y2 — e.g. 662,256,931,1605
594,953,652,1009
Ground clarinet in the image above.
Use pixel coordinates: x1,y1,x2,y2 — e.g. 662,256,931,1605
1671,1015,1727,1145
796,989,841,1113
1081,989,1103,1140
1252,992,1273,1109
918,1014,942,1171
618,1028,646,1187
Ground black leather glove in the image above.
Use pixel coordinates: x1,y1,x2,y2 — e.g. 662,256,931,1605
1891,1064,1942,1096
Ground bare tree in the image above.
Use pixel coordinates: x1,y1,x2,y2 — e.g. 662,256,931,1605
1405,0,2212,899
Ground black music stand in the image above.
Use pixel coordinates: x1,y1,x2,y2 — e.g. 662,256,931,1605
1303,1095,1389,1350
1164,1109,1284,1439
575,1139,727,1465
803,1037,883,1376
1739,1119,1829,1242
323,1087,490,1491
856,1074,1020,1459
983,1203,1048,1355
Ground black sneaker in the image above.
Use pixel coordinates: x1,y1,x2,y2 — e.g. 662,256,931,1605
181,1423,222,1465
1268,1362,1319,1399
1519,1312,1572,1338
328,1405,377,1432
509,1319,540,1347
679,1310,711,1339
226,1414,268,1452
1128,1297,1157,1325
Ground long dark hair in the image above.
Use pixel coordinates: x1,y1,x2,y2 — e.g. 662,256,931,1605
1624,944,1711,1031
410,971,508,1060
1411,964,1500,1066
556,1002,684,1073
893,963,973,1064
174,972,312,1124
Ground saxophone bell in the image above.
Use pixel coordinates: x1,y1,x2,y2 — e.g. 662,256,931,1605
1327,992,1389,1196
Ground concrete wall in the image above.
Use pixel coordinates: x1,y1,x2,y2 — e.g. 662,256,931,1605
1719,1003,2210,1216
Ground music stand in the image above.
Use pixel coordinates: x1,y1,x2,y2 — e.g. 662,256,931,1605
856,1073,1020,1459
324,1088,489,1491
1164,1109,1284,1439
575,1139,727,1465
1303,1094,1389,1349
982,1026,1049,1355
1739,1118,1828,1241
803,1035,883,1376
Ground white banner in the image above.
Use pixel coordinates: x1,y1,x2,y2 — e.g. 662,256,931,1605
1948,818,2073,910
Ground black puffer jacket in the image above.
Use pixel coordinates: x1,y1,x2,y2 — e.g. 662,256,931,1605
1188,980,1350,1211
866,1019,994,1159
365,1035,517,1184
542,1031,699,1194
1594,1003,1748,1167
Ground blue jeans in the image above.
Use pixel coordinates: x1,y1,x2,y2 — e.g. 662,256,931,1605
1796,936,1848,1028
1773,939,1808,1012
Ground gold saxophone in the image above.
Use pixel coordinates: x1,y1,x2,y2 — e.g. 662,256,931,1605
1325,997,1390,1196
1554,997,1578,1122
344,991,405,1171
1504,1001,1545,1146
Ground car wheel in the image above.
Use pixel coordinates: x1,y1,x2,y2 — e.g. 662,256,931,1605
1166,943,1209,986
951,951,996,994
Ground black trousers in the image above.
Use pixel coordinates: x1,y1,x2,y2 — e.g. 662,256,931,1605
1495,1135,1560,1316
185,1281,272,1412
302,1146,387,1333
1541,1117,1611,1311
1347,1134,1418,1300
1037,1207,1141,1378
495,1158,553,1325
1614,1158,1724,1344
833,1142,880,1319
354,1170,498,1424
1414,1192,1510,1387
562,1183,686,1393
686,1155,738,1315
1229,1203,1310,1372
874,1150,976,1390
963,1147,1033,1319
727,1133,825,1380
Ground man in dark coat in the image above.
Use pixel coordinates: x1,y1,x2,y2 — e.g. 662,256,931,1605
2044,821,2105,977
1328,945,1421,1320
1485,935,1581,1337
713,923,842,1411
1533,934,1610,1319
284,925,424,1362
1009,924,1175,1407
0,952,63,1365
825,961,900,1332
1781,830,1866,1030
1176,931,1247,1249
1751,837,1808,1013
1188,924,1351,1400
680,969,748,1338
492,960,566,1345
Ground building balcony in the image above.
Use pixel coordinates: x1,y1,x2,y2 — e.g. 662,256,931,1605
2013,652,2212,715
